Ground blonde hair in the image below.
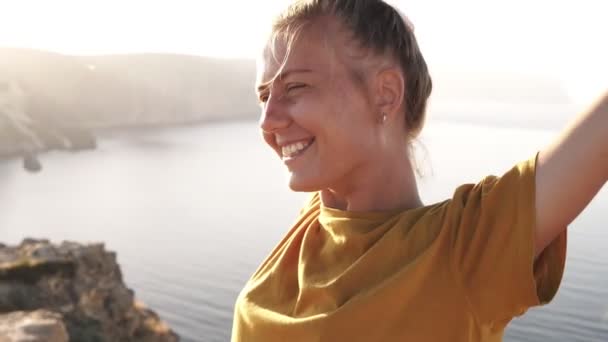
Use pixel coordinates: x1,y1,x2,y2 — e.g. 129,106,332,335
270,0,433,139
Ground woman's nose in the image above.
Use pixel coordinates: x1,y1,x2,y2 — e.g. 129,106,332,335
259,94,290,133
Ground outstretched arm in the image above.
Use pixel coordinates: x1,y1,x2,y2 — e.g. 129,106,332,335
535,91,608,257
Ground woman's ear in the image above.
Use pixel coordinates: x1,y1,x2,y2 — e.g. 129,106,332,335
374,67,405,121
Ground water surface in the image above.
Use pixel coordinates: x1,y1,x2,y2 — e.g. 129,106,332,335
1,121,606,342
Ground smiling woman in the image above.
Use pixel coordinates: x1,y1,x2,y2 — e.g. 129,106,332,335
231,1,606,341
255,5,430,201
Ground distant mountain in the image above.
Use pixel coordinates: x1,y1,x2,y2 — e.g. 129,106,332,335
0,48,259,129
428,67,576,129
431,67,571,105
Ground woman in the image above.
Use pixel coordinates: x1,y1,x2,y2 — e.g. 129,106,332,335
231,1,607,341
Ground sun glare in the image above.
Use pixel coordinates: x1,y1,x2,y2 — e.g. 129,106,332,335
0,0,284,58
1,0,606,102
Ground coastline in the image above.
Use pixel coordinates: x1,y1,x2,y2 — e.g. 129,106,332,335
0,115,257,161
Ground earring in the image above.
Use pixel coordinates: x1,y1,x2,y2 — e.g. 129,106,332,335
380,112,387,124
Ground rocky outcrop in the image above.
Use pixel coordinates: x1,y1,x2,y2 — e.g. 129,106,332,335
0,239,179,342
0,310,69,342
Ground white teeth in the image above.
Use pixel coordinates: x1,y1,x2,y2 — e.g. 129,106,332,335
282,140,312,158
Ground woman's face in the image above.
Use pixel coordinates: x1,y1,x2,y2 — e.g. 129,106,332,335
256,22,384,193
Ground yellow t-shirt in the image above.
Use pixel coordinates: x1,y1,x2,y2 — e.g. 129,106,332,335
231,156,567,342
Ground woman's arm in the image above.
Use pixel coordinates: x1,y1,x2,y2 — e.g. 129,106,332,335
535,91,608,257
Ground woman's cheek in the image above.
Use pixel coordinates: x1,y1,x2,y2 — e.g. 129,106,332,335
292,97,320,123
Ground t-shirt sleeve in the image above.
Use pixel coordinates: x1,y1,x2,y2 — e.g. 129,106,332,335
448,154,567,325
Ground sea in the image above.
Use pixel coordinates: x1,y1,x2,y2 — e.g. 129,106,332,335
1,119,607,342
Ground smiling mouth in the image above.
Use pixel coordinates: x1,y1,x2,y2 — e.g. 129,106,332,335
281,138,315,160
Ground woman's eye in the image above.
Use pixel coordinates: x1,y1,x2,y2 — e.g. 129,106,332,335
286,83,307,93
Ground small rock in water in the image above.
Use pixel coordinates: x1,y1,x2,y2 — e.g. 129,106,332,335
23,155,42,173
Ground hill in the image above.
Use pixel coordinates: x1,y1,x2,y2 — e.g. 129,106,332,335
0,48,259,129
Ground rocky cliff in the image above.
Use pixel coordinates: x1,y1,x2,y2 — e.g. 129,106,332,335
0,48,259,162
0,239,179,342
0,48,258,128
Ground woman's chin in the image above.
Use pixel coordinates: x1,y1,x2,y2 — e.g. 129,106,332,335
287,173,322,193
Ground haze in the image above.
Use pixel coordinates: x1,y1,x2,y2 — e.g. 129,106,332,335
1,0,606,105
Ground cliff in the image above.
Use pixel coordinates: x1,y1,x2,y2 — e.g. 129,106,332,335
0,48,259,128
0,48,259,162
0,239,179,342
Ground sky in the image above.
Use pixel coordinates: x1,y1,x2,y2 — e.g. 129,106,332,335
0,0,606,104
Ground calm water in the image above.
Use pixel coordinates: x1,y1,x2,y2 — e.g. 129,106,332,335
1,120,607,342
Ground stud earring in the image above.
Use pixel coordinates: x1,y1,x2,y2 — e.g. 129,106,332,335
380,112,387,123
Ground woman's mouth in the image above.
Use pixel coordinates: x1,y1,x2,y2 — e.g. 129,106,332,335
281,138,315,161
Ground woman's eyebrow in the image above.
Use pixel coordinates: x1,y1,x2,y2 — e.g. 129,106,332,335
277,68,313,80
257,69,314,93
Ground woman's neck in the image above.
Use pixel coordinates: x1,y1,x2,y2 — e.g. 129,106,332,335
319,151,422,213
